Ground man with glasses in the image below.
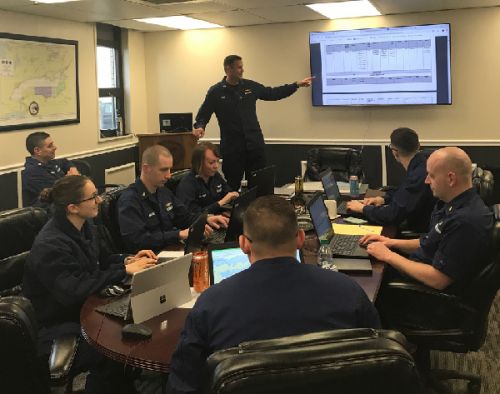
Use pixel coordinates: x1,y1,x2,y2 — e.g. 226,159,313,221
117,145,228,253
347,127,436,233
167,196,380,394
22,131,79,207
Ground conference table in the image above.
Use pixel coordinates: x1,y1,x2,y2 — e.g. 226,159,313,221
80,223,394,374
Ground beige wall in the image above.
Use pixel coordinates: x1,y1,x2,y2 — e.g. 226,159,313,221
0,10,138,170
143,7,500,144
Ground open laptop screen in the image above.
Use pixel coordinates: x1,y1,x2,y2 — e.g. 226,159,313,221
307,193,332,239
320,170,341,202
248,165,275,197
209,242,302,285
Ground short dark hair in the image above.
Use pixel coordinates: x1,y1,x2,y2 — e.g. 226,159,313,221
243,196,298,248
141,145,172,166
26,131,50,155
223,55,242,70
192,142,220,175
390,127,419,156
39,175,90,214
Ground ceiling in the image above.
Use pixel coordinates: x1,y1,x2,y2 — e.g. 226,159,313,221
1,0,500,31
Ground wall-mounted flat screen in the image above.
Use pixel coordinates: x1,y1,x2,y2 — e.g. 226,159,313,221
309,23,451,106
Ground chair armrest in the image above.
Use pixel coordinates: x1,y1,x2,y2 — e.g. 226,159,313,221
49,335,78,380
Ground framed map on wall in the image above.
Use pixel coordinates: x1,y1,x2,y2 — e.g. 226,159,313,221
0,33,79,131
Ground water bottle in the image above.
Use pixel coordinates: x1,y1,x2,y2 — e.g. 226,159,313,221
318,244,337,271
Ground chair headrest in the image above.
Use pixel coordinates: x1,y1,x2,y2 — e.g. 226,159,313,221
0,208,48,259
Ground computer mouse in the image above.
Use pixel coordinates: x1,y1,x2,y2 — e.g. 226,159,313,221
121,323,153,340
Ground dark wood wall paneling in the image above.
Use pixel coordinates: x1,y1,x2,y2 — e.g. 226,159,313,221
1,144,499,212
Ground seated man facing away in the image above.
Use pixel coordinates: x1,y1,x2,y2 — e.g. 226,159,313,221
22,131,79,207
347,127,436,233
176,142,239,215
361,147,493,293
167,195,380,394
118,145,228,253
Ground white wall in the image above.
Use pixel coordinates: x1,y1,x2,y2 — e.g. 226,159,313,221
142,7,500,145
0,10,139,170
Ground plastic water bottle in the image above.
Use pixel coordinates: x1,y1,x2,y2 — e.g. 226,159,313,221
318,244,337,271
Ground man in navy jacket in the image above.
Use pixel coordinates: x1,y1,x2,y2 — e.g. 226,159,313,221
118,145,228,253
192,55,313,190
22,131,79,206
167,196,380,393
347,127,436,232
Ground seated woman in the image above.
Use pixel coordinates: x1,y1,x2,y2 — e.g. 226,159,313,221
176,142,239,215
23,175,157,394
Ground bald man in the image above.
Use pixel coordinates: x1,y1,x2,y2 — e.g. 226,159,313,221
360,147,493,293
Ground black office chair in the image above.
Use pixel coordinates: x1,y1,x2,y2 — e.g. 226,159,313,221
472,166,494,206
0,296,78,394
376,204,500,393
305,147,364,182
0,208,78,393
205,328,424,394
95,186,128,253
166,168,191,194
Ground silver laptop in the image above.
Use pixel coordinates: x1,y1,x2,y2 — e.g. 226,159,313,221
96,254,192,323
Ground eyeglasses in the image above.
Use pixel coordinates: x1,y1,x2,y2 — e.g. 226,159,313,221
242,234,253,243
76,192,100,204
387,144,398,151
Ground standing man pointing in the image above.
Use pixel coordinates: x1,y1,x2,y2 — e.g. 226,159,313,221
193,55,313,190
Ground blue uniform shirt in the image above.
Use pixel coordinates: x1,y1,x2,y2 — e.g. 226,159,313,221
23,212,127,330
167,256,380,394
194,77,298,155
176,170,232,215
117,178,198,253
411,188,494,293
22,156,73,206
363,150,436,232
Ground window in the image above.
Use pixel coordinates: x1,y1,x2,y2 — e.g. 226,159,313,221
96,23,125,138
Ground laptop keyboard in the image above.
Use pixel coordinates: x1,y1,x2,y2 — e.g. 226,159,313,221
95,294,131,320
330,234,363,256
337,201,349,215
205,229,226,244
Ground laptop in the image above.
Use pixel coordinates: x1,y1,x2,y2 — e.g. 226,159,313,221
208,242,304,285
307,192,369,259
319,169,350,215
95,254,192,323
184,213,208,254
248,165,275,197
204,187,258,244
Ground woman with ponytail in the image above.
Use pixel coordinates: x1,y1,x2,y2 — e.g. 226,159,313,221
23,175,157,393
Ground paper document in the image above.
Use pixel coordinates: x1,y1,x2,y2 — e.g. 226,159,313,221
332,223,383,236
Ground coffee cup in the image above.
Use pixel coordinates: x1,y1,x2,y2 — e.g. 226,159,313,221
324,200,337,219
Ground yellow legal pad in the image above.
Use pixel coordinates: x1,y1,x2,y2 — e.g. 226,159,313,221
332,223,383,236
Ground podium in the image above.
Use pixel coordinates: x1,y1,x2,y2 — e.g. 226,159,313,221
136,133,197,171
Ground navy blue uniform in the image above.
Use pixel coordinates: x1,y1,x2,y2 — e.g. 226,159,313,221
411,188,493,293
22,156,74,206
118,178,198,253
22,213,135,393
167,257,380,393
176,170,232,215
363,151,436,232
194,77,298,190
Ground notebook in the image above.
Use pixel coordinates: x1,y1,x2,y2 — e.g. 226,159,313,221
95,254,192,323
307,192,369,259
208,242,303,285
248,165,275,197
